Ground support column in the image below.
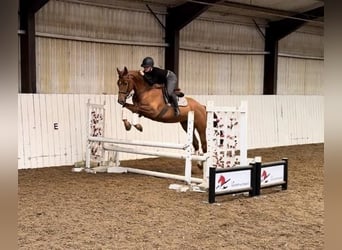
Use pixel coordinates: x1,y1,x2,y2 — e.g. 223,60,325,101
19,1,37,93
262,6,324,94
19,0,49,93
165,23,180,75
263,29,278,95
164,0,221,76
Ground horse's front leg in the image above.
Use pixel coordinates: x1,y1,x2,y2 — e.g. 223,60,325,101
132,112,143,132
121,107,132,131
122,103,143,132
123,103,139,113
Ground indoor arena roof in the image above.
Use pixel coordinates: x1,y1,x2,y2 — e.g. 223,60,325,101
82,0,324,27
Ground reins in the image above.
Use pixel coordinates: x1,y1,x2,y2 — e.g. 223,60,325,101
120,71,171,119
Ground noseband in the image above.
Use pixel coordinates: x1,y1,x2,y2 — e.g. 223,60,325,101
118,77,130,95
118,75,135,99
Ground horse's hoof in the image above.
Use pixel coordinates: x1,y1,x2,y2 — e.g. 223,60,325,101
125,124,132,131
123,120,132,131
134,124,143,132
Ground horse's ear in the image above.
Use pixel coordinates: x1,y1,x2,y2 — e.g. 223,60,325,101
116,67,122,77
123,66,128,75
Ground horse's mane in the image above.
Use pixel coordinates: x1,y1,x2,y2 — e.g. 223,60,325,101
127,70,143,82
119,68,163,89
127,70,161,89
127,70,140,77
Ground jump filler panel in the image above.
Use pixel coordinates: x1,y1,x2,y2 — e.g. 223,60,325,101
208,158,288,203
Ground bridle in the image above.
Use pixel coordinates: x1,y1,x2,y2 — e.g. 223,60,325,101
118,75,133,97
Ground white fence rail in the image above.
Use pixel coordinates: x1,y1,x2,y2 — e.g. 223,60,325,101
18,94,324,169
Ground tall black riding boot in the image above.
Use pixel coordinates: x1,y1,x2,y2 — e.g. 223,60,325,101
171,94,180,117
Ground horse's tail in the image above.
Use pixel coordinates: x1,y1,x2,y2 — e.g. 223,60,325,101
213,112,219,128
202,104,218,127
203,105,219,128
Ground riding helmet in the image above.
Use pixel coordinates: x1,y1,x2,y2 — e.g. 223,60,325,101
141,57,154,67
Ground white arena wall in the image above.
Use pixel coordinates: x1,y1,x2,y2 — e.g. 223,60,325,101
18,94,324,169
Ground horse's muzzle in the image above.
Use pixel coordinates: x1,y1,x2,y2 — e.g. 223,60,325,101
118,99,126,106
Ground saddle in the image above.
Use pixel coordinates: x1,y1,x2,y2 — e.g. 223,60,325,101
152,84,188,106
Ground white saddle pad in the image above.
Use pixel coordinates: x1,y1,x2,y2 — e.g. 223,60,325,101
178,96,188,107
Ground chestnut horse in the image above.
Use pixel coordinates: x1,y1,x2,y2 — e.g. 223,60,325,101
116,67,207,164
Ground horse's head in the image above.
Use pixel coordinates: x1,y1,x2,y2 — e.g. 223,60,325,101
116,66,134,106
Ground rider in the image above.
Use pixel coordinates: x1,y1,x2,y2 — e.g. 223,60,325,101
139,56,180,117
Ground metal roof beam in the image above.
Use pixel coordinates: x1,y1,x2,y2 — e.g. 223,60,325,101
31,0,50,12
168,0,222,30
269,6,324,40
19,0,49,93
263,6,324,95
165,0,221,75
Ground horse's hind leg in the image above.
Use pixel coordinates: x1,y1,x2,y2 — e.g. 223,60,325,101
192,122,208,170
181,120,205,171
180,121,199,152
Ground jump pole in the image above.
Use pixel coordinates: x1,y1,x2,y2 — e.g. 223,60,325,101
104,111,207,184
